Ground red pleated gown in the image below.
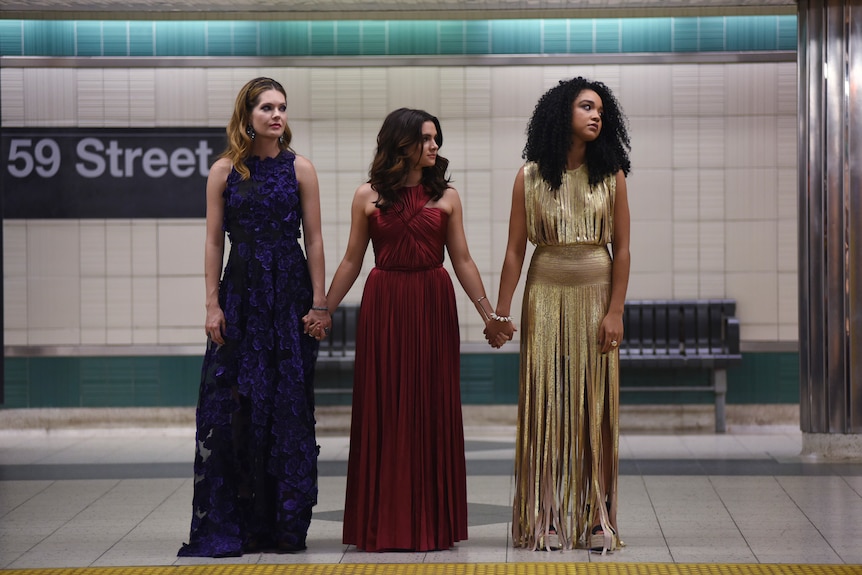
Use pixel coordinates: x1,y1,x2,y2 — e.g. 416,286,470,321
342,184,468,552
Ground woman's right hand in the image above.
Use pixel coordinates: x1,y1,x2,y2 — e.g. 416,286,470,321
205,306,226,346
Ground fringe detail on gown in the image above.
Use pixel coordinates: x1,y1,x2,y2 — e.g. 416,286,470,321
512,244,622,553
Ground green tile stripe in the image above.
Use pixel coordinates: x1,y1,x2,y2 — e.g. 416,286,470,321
2,356,202,408
0,16,797,58
1,352,799,409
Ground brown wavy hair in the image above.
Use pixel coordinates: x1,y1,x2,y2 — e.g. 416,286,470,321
222,77,293,180
368,108,451,209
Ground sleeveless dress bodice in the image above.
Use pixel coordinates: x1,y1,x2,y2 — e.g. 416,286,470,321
524,161,615,247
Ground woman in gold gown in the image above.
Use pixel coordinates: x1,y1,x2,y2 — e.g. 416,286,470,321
486,77,631,554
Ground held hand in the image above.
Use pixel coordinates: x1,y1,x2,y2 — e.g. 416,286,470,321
301,314,317,332
315,312,332,341
495,323,516,348
303,308,331,341
484,320,516,349
598,312,623,354
205,307,227,346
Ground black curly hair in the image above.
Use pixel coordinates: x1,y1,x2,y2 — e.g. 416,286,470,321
523,77,631,190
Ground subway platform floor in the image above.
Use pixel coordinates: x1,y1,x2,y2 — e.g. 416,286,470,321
1,420,861,570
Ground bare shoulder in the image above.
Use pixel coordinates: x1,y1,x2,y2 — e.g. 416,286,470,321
293,154,317,176
209,157,233,176
428,186,460,214
350,183,379,215
355,182,376,200
294,153,313,169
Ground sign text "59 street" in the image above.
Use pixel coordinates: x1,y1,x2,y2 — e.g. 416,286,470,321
7,137,214,179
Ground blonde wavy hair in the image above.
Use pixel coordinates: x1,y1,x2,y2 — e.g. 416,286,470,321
222,77,293,180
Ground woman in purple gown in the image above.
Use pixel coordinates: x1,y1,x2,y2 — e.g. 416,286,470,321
178,77,331,557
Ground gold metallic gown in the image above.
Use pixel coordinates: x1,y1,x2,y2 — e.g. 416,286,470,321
512,162,622,552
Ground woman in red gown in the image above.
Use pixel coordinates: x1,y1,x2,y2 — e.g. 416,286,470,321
314,108,505,551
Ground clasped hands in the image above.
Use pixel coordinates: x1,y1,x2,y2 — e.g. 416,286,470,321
484,319,516,349
302,308,332,341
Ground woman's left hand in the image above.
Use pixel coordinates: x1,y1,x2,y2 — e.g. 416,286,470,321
598,312,623,354
303,309,331,341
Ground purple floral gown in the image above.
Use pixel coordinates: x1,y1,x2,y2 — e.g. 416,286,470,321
178,151,319,557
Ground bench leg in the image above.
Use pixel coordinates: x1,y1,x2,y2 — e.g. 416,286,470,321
712,369,728,433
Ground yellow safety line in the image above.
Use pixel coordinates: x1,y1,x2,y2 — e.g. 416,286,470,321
2,564,861,575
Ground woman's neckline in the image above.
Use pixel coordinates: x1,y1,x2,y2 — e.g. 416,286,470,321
249,150,285,161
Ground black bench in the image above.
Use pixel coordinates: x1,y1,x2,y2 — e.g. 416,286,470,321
313,305,360,405
619,299,742,433
314,300,742,432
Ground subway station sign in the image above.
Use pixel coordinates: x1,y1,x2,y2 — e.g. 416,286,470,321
1,128,226,218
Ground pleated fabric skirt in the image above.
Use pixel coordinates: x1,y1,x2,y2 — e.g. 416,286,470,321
342,265,468,552
512,244,622,552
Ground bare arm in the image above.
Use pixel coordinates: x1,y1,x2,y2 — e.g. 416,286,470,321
296,155,330,333
203,158,231,346
324,183,374,312
440,187,496,323
485,166,529,347
598,170,631,354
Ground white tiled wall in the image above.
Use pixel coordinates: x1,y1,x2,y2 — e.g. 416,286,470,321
1,62,799,346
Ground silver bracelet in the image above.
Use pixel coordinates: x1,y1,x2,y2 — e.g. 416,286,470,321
311,306,329,312
490,312,514,322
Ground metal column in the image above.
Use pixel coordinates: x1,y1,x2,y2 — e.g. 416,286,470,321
798,0,862,444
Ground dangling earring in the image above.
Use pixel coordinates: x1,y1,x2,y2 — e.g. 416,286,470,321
246,125,255,140
278,135,284,145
